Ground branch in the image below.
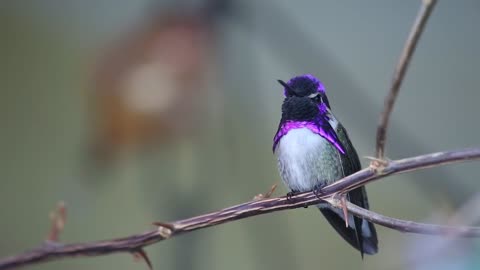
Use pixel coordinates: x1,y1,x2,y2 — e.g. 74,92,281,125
326,198,480,237
1,148,480,270
376,0,437,158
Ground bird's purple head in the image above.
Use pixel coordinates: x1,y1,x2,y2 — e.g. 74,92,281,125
280,74,326,97
278,74,331,111
273,74,344,153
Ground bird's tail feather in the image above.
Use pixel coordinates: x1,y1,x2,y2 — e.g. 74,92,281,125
319,208,378,257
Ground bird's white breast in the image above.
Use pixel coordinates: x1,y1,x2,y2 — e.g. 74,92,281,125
275,127,331,192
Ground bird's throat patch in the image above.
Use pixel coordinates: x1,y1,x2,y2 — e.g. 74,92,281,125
273,120,345,154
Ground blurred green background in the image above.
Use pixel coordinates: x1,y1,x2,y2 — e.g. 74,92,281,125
1,1,480,269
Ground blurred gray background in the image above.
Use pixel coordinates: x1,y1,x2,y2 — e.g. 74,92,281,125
1,1,480,269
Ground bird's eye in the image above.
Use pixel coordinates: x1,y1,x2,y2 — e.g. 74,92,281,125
310,94,321,103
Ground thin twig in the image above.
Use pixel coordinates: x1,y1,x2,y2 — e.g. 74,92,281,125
1,148,479,270
376,0,438,158
326,198,480,237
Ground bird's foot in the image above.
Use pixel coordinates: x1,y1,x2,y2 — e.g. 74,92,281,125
286,190,300,202
313,183,327,199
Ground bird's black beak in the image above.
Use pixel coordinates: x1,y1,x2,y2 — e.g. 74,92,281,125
277,79,288,88
277,79,294,95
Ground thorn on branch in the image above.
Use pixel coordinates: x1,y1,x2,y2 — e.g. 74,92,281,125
151,222,174,239
253,184,278,200
365,156,390,174
132,249,153,270
46,201,67,243
340,195,349,228
329,196,346,212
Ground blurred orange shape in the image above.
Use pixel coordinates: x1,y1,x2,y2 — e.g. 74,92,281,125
90,14,215,160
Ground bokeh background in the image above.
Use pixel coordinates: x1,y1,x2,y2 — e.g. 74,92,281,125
2,1,480,269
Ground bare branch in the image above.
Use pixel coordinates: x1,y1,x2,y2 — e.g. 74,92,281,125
326,198,480,237
376,0,438,158
1,148,479,270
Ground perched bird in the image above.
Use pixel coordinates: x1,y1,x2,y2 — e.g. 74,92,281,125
273,74,378,256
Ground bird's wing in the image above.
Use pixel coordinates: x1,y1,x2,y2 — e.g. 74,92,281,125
320,121,378,257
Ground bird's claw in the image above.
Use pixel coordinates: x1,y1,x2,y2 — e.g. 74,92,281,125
313,183,327,199
286,190,299,202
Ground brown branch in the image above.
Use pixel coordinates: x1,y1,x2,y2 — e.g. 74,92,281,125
1,148,480,270
326,198,480,237
376,0,438,158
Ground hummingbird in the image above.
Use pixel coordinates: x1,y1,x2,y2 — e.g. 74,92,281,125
273,74,378,256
